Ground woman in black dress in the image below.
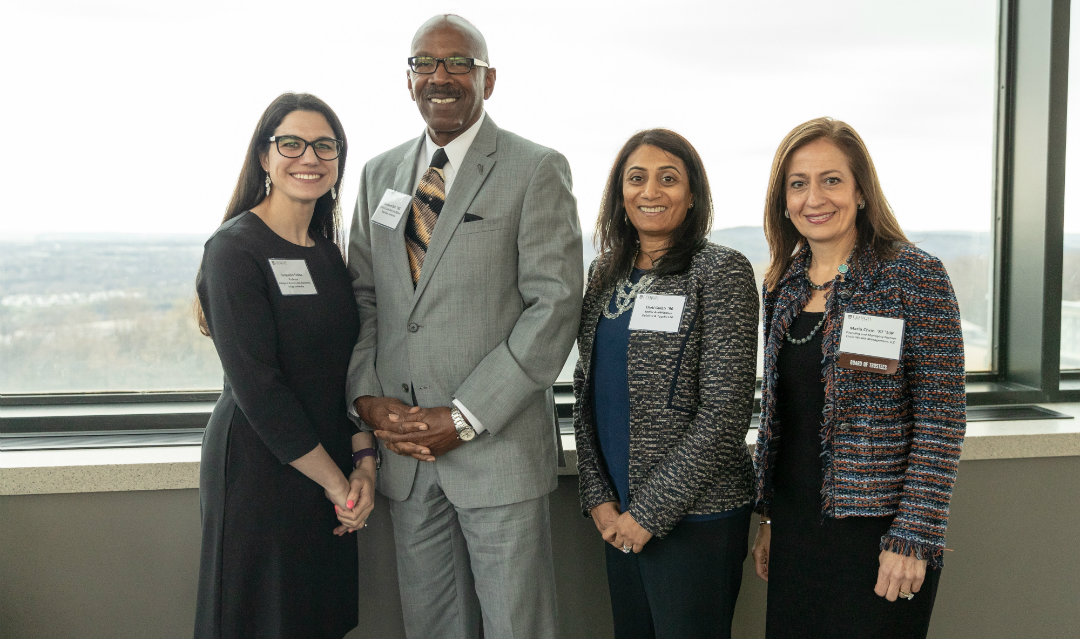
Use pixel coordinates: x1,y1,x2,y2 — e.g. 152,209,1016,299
194,93,374,639
752,117,966,639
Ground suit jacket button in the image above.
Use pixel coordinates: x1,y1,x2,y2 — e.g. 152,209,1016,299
402,383,410,393
407,322,419,333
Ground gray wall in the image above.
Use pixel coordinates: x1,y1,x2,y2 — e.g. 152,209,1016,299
2,456,1078,638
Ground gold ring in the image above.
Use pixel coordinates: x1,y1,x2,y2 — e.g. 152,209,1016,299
899,590,914,600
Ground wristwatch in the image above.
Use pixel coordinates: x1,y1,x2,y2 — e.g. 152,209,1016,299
450,406,476,442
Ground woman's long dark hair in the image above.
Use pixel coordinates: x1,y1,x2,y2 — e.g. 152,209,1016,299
196,92,348,336
593,128,713,291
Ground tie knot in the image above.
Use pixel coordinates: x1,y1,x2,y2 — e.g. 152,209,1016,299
429,148,448,169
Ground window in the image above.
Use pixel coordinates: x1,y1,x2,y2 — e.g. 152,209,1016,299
1062,0,1080,370
3,0,1063,411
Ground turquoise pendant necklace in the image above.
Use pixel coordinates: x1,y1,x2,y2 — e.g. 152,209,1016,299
805,247,855,291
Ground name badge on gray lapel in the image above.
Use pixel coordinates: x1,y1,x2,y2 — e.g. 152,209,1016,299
372,189,413,230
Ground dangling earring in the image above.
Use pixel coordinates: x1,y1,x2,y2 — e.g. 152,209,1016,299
331,185,337,200
858,200,866,210
784,209,791,219
264,173,272,197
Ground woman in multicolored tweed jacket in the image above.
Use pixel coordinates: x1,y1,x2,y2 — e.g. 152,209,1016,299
573,129,758,639
752,117,966,639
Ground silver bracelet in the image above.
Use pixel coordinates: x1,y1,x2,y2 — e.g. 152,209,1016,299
759,518,772,526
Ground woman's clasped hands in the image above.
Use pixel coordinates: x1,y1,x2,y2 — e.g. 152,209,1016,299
330,466,376,536
590,501,653,554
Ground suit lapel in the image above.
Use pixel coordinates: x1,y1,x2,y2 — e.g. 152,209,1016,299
413,118,498,302
390,137,423,295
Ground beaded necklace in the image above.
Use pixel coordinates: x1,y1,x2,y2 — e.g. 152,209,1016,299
601,252,655,320
784,313,825,345
786,247,855,344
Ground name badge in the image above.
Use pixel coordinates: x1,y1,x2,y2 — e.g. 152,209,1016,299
371,189,413,229
837,312,904,374
268,259,318,295
628,294,686,333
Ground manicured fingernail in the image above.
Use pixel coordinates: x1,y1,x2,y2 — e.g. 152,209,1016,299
347,500,355,509
335,505,340,513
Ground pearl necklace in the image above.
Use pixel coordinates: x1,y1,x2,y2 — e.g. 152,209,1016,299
602,255,655,320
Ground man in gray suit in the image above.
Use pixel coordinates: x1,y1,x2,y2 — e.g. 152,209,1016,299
346,14,583,639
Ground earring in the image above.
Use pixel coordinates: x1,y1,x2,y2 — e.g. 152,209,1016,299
264,173,272,197
331,185,337,200
858,201,866,210
784,209,791,219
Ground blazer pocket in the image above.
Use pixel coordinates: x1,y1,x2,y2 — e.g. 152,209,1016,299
456,217,511,235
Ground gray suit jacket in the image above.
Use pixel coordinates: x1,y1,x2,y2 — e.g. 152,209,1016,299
346,117,583,508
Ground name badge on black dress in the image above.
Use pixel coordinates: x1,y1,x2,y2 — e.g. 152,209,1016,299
269,259,318,295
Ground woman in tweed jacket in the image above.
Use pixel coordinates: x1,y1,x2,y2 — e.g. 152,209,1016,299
752,117,965,639
574,129,758,639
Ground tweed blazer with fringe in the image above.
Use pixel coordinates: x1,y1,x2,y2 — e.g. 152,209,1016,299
574,243,758,538
754,242,966,567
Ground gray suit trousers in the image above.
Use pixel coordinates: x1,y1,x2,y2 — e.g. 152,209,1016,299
390,461,558,639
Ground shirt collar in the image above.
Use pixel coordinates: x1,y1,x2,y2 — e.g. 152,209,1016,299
422,111,486,170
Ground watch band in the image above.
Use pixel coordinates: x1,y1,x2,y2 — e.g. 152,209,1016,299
450,406,476,441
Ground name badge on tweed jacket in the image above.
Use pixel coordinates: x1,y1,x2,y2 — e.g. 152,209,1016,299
629,294,686,333
837,312,904,374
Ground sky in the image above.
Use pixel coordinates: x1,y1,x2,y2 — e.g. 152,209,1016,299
5,0,1072,239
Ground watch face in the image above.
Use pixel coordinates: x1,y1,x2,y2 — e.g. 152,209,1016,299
459,426,476,441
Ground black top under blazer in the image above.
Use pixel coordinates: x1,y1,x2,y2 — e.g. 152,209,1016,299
573,243,759,537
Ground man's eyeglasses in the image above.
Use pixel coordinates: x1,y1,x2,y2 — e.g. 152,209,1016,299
268,135,343,161
407,56,490,75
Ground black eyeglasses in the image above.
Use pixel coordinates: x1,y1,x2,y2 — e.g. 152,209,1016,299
268,135,343,160
407,56,489,75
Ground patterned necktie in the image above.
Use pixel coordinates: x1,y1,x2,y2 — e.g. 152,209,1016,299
405,148,449,286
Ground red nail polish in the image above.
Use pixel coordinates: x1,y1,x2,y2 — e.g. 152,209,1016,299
347,500,355,509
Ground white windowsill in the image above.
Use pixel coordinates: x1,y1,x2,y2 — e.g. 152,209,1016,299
3,403,1079,496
